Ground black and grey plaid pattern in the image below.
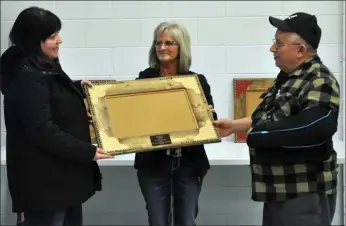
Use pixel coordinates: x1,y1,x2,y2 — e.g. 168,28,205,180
250,56,340,202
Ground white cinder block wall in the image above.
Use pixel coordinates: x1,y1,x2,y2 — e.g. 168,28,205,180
1,1,345,225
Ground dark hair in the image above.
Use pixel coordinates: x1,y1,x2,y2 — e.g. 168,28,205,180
9,6,61,67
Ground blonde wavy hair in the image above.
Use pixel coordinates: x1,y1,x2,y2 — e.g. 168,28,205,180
148,22,191,74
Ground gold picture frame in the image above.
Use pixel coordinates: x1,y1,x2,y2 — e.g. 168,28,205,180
84,75,221,155
84,99,97,144
233,78,275,142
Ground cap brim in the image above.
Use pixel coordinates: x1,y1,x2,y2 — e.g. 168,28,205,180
269,16,293,32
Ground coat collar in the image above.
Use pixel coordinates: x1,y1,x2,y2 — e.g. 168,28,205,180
286,55,322,77
23,58,84,101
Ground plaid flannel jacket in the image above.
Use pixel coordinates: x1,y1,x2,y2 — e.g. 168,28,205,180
250,55,340,202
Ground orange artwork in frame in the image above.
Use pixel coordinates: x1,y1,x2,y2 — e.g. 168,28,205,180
233,78,275,142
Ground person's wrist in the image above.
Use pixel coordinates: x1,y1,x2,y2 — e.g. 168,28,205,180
229,120,234,128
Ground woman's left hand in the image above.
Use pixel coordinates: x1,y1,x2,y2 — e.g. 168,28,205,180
81,80,92,87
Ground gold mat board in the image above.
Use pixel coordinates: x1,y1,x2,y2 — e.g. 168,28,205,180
83,75,221,155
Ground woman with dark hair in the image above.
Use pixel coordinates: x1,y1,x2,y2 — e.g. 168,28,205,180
0,6,112,226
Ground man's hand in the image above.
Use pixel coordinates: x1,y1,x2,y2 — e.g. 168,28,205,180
213,119,234,137
93,147,113,160
81,80,92,87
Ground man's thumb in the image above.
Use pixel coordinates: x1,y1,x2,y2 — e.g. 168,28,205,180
213,120,220,124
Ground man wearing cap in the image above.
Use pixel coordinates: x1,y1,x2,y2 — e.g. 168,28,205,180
214,12,340,226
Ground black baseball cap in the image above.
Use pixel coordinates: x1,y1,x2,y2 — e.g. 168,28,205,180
269,12,321,49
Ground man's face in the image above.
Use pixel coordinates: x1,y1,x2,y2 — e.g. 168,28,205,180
270,30,305,73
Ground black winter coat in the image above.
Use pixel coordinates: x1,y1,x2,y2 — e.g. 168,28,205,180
0,46,102,213
133,67,217,177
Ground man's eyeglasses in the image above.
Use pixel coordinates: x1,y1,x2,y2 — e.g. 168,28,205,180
272,38,305,49
154,40,178,47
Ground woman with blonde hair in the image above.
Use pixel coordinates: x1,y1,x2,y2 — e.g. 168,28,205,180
134,22,217,226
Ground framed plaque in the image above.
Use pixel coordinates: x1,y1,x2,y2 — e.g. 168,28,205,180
233,78,275,142
83,75,221,155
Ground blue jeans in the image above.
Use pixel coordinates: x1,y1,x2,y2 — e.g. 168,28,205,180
262,193,337,226
21,204,82,226
137,161,203,226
